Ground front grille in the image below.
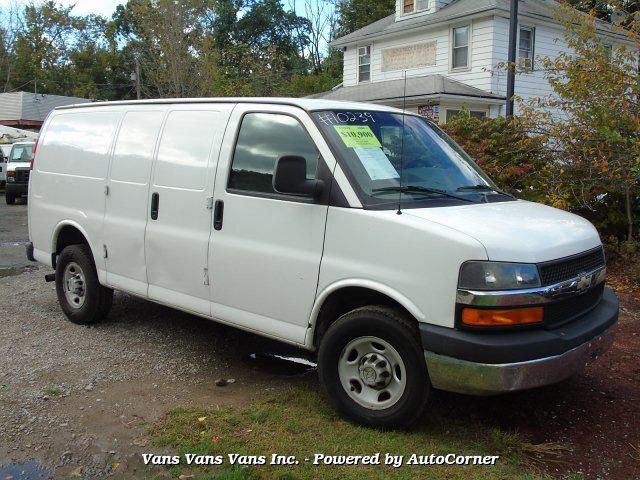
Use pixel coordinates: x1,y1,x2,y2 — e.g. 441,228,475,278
539,248,605,286
14,169,30,183
544,283,604,328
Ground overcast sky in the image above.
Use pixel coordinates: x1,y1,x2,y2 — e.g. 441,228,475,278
0,0,122,17
0,0,317,19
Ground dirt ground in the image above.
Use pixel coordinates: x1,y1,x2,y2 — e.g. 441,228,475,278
0,196,638,479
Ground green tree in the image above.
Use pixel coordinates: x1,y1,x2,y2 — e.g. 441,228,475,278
335,0,395,36
564,0,640,22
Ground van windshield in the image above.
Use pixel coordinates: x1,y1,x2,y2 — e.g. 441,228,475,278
312,110,514,209
9,144,34,163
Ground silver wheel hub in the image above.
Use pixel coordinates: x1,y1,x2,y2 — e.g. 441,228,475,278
358,352,392,388
338,336,407,410
63,262,86,309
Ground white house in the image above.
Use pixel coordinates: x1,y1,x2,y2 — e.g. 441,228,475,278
313,0,629,123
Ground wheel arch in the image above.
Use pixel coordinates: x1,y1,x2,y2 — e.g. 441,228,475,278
306,280,425,350
51,221,94,268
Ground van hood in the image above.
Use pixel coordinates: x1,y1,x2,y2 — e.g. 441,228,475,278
405,200,601,263
7,161,30,170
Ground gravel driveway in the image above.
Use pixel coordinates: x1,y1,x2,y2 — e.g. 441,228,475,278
0,196,312,478
0,195,31,270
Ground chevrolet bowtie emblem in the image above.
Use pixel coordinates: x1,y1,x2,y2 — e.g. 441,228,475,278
576,273,593,292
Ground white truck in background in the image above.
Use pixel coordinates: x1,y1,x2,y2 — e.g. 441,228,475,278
5,142,35,204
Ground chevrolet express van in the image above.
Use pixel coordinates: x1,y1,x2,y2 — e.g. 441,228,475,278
27,99,618,428
6,141,35,204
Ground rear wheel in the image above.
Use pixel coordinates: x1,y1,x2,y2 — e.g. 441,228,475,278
317,306,430,429
55,244,113,325
5,191,15,205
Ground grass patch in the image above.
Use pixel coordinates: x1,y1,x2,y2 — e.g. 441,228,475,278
149,385,555,480
43,386,62,397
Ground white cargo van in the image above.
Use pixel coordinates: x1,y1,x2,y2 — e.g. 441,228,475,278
27,99,618,428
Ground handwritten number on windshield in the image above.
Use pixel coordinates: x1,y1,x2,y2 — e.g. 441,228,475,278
317,112,376,126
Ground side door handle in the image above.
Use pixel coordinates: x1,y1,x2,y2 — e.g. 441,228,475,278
150,192,159,220
213,200,224,230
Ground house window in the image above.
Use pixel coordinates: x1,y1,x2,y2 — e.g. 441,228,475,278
446,109,462,122
452,26,470,69
404,0,429,14
358,45,371,82
403,0,414,14
519,26,535,69
445,109,486,123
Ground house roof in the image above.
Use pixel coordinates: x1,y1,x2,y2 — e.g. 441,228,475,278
0,92,92,122
307,74,505,103
331,0,626,47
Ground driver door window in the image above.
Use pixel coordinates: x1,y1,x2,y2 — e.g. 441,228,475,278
228,113,319,195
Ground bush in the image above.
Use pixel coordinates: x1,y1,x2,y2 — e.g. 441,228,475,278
442,114,639,243
441,115,550,202
604,236,640,283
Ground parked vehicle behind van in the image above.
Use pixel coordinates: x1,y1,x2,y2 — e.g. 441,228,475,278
27,99,618,428
6,141,35,204
0,147,7,186
0,144,14,186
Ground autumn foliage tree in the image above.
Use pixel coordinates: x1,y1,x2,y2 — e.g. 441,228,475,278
442,115,550,201
519,5,640,240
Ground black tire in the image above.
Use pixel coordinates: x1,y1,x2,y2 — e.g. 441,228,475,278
55,244,113,325
317,306,430,429
5,192,15,205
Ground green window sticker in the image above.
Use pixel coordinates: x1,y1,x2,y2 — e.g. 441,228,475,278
334,125,382,148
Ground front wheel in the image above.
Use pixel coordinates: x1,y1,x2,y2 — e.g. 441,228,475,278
55,244,113,325
317,306,430,429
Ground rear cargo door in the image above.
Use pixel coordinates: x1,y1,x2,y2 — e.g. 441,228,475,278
145,104,233,316
103,108,167,295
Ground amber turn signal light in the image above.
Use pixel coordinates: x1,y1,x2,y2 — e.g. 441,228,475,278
462,307,543,327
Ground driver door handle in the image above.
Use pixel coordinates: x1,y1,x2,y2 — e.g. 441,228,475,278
150,192,159,220
213,200,224,230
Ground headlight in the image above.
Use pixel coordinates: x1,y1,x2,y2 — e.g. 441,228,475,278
458,261,541,291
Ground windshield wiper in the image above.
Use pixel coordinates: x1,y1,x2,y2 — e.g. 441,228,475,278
456,184,515,198
372,185,476,203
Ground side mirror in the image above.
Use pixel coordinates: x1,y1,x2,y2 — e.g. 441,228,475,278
273,155,324,199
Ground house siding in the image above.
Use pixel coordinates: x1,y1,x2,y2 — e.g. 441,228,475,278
343,47,358,87
346,17,495,93
492,15,570,115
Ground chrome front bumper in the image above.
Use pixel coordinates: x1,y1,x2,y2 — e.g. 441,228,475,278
425,325,616,396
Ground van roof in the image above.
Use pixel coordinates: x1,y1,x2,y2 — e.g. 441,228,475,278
55,97,405,114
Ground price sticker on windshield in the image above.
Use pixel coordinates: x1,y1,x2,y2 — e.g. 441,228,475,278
334,125,382,148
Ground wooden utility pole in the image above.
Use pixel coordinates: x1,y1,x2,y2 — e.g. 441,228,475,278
506,0,518,118
135,57,141,100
